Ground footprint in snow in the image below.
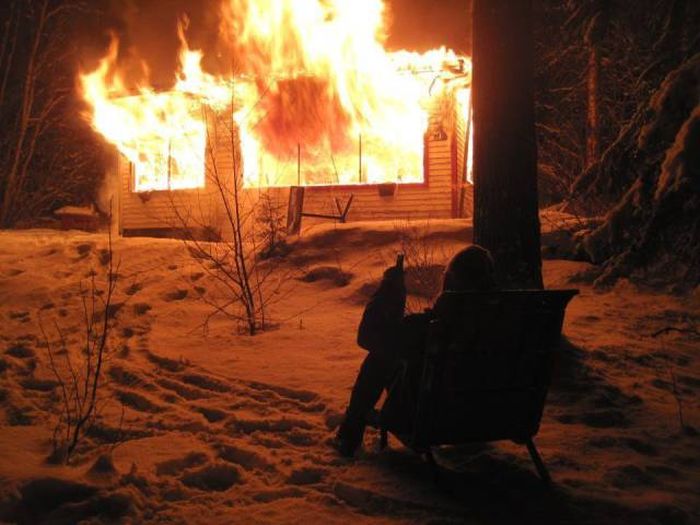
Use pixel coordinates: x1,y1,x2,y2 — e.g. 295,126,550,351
74,243,94,258
133,303,152,316
156,452,209,477
286,466,327,485
125,282,143,296
8,311,30,323
115,389,164,413
146,351,186,372
162,289,188,302
5,345,35,359
215,443,272,471
194,406,228,423
181,373,230,393
180,463,242,492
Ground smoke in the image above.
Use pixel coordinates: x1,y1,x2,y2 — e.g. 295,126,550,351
101,0,225,87
95,155,120,217
385,0,472,53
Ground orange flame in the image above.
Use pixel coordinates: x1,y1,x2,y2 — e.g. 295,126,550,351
80,0,471,190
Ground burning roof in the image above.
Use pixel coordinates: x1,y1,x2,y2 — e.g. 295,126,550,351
80,0,471,190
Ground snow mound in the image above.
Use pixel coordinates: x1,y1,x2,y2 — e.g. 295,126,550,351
0,223,698,523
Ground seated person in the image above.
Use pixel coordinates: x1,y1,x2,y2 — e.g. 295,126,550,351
335,244,497,457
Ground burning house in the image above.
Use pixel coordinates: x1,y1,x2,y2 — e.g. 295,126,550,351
80,0,473,237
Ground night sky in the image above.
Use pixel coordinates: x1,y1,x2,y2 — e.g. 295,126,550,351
384,0,471,53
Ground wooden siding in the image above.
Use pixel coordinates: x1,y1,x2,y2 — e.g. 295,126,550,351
119,96,474,232
454,99,473,218
119,108,232,234
301,95,466,222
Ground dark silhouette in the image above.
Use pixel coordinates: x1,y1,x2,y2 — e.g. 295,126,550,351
377,287,578,483
335,245,497,457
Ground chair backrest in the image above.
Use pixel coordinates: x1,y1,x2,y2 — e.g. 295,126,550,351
412,289,578,447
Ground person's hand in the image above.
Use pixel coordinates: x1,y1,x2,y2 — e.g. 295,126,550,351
382,261,404,286
372,258,407,318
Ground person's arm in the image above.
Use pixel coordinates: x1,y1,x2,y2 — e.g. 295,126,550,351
357,259,406,353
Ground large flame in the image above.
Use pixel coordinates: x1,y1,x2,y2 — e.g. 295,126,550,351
80,0,471,190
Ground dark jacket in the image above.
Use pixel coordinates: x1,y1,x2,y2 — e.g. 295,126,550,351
357,266,432,375
357,265,406,356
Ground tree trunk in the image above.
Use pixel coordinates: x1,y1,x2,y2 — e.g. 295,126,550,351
585,45,600,169
584,7,608,170
472,0,543,289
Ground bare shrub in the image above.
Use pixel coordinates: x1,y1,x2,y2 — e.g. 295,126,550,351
170,102,294,335
394,220,446,313
256,190,290,260
649,327,699,434
38,229,119,463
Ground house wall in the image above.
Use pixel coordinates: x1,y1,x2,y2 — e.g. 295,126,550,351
118,158,228,235
455,103,474,218
300,137,453,222
301,91,472,222
118,95,473,235
118,108,233,237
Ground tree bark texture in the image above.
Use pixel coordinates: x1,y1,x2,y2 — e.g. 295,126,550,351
584,6,608,170
472,0,543,289
585,45,600,170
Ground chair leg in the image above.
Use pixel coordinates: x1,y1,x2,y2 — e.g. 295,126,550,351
425,448,440,484
526,438,551,484
379,429,388,450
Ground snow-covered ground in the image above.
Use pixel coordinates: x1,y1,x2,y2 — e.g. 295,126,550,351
0,217,698,524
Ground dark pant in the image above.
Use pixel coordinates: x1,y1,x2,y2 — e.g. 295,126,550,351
337,350,396,451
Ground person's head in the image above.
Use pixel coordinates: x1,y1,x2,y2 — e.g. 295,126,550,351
442,245,496,292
